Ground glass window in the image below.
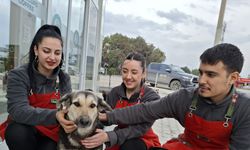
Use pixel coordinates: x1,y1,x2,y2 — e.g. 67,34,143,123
0,0,43,105
0,0,10,49
150,64,160,70
171,65,185,73
85,0,98,89
50,0,69,45
68,0,85,89
93,0,99,9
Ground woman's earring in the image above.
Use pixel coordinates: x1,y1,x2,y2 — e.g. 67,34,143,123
35,55,38,63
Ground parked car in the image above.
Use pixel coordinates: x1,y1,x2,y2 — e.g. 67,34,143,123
99,67,105,74
146,63,198,90
235,77,250,88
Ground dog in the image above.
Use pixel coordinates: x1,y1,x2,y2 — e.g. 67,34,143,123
57,90,112,150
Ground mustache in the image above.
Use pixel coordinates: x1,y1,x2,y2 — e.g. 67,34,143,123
198,83,205,87
198,84,208,89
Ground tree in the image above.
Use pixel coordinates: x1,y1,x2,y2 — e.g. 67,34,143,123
191,69,199,76
181,66,191,74
102,33,166,75
147,48,165,66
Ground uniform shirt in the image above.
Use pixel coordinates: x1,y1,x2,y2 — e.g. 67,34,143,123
106,83,160,146
107,87,250,150
6,64,72,126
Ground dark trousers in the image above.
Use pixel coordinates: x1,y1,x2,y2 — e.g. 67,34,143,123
5,122,57,150
120,138,147,150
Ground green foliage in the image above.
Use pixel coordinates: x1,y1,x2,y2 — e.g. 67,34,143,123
3,45,16,71
191,69,199,76
181,66,191,74
102,33,166,75
180,66,199,76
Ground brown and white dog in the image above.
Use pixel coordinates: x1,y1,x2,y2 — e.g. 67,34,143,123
57,90,112,150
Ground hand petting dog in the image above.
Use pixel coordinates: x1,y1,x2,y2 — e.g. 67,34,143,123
81,129,109,149
98,112,108,122
56,109,77,133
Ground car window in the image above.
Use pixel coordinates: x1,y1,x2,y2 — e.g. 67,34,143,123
149,63,170,72
150,64,161,70
171,65,185,73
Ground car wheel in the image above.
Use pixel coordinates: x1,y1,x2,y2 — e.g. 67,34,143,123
170,80,181,90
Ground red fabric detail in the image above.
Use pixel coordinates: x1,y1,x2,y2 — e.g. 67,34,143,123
0,92,60,142
29,92,60,142
0,116,11,141
162,138,192,150
162,113,232,150
140,128,161,149
29,92,60,109
106,145,119,150
107,99,161,150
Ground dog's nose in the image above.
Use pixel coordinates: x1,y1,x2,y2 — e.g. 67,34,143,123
78,117,90,127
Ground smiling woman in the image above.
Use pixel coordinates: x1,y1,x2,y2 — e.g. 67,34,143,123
0,24,72,150
81,52,161,150
34,37,62,77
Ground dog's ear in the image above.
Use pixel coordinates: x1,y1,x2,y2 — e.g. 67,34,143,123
57,92,73,110
101,90,108,101
97,96,112,112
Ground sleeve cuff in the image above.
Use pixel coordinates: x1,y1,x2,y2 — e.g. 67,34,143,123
107,111,115,124
51,110,58,125
106,131,118,147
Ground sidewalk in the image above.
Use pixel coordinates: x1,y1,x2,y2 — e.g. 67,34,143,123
151,88,184,143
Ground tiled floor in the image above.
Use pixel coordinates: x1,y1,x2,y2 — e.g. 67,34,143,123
152,88,184,144
153,118,184,144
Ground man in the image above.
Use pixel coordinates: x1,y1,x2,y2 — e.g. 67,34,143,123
98,43,250,150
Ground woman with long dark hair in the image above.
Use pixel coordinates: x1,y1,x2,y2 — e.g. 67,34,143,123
0,24,72,150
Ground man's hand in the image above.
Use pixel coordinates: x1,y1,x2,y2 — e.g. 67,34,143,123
81,129,109,148
99,112,108,121
56,109,77,133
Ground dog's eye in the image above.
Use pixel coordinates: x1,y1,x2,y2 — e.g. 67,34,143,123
73,102,80,107
90,103,96,108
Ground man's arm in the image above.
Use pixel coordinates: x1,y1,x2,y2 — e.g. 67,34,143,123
229,99,250,150
107,122,154,146
107,96,171,124
106,88,194,126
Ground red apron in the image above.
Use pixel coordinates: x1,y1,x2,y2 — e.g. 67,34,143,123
0,90,60,142
107,87,161,150
162,113,233,150
29,91,60,142
161,90,237,150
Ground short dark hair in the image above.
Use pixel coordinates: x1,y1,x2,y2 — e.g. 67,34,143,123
200,43,244,73
125,52,146,72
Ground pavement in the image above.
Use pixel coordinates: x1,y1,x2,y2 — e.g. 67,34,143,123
151,88,184,144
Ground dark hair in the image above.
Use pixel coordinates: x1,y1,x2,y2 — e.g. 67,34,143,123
28,24,66,90
125,52,146,72
28,24,63,68
200,43,244,73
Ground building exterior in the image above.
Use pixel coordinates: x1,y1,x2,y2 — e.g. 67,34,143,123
0,0,105,102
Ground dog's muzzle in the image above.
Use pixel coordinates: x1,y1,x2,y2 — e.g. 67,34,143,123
76,116,92,128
